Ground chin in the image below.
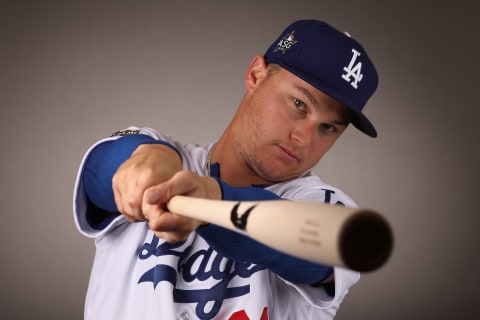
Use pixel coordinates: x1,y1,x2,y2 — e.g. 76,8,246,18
258,166,301,183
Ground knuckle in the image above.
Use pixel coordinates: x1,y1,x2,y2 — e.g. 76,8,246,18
111,173,118,186
147,218,161,231
175,170,196,182
126,196,141,211
123,215,136,223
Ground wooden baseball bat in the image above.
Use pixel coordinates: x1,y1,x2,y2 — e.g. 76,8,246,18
167,196,393,272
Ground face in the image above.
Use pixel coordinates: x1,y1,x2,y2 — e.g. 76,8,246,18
233,61,352,184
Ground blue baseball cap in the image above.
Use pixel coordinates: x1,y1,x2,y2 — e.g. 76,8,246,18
264,20,379,138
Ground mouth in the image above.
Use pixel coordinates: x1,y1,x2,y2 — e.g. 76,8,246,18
276,144,300,162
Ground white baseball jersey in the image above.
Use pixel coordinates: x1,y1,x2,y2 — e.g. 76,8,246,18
73,126,360,320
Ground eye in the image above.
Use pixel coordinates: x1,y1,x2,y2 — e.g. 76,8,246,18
294,98,307,112
320,123,336,133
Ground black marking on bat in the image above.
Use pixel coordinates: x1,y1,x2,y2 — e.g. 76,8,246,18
230,203,257,230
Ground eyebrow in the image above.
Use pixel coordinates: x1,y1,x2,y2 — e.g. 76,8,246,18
294,83,318,107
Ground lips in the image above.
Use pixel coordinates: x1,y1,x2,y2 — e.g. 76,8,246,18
277,144,300,162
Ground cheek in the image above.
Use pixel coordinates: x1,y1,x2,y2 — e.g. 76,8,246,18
260,114,291,141
249,98,287,138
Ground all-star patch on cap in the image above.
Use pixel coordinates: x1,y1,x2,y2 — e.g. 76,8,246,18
264,20,379,137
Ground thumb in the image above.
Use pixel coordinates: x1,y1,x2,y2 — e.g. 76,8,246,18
144,188,161,205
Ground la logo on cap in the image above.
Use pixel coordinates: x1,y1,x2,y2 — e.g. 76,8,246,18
342,48,364,89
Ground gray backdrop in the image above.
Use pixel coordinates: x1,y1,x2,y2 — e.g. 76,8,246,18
1,1,479,319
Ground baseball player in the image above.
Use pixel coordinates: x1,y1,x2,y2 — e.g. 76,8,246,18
74,20,379,319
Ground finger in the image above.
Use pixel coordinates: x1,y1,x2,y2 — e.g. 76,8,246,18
113,163,156,221
147,211,182,232
112,184,124,214
141,186,167,222
113,183,146,222
144,171,197,205
144,188,161,205
142,197,164,222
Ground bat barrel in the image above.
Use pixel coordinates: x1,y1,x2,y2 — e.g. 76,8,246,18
339,210,393,272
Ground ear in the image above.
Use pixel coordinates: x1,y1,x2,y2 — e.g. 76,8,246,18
245,55,268,91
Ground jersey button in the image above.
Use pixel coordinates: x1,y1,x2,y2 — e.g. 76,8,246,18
179,312,190,320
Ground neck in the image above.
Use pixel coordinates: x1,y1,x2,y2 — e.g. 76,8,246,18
210,137,271,187
211,101,274,186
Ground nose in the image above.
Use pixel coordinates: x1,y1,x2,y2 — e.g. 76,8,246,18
290,122,316,146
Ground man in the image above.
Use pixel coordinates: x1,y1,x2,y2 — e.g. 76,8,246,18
74,19,378,319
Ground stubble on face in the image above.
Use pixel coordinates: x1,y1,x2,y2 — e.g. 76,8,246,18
231,84,298,184
233,138,291,184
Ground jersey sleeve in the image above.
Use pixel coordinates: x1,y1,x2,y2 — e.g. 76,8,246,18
270,267,360,318
73,126,179,238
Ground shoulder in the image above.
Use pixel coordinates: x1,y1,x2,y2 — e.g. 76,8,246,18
266,171,357,207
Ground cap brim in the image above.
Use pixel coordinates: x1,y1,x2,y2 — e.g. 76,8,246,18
352,112,377,138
